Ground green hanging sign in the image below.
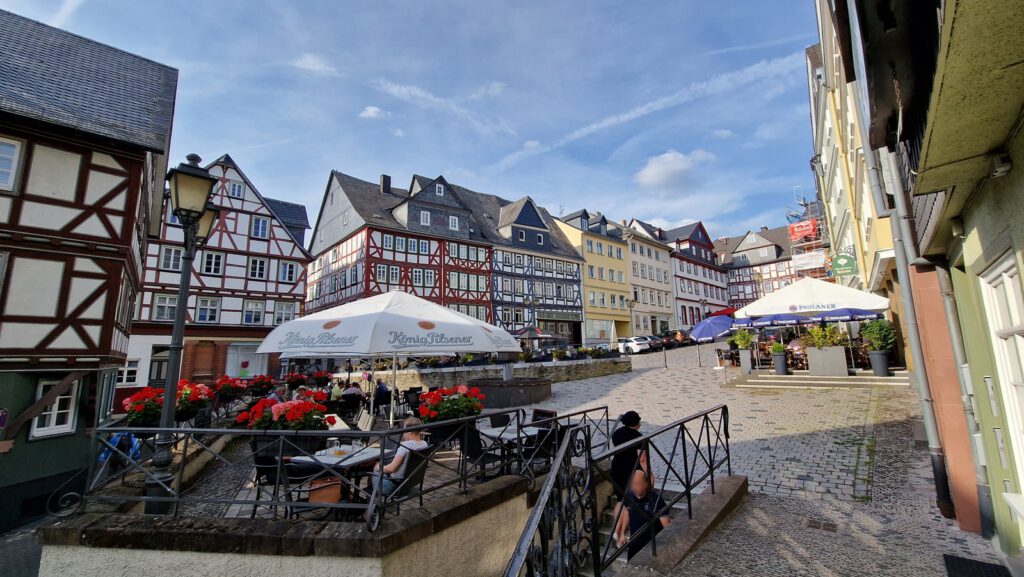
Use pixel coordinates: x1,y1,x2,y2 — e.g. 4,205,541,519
832,254,858,276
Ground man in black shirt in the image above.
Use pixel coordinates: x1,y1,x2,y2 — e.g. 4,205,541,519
611,411,646,499
616,469,670,559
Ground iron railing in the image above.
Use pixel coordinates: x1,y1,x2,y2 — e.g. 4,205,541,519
504,404,731,577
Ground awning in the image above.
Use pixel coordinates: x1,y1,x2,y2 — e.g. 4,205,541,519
735,277,889,318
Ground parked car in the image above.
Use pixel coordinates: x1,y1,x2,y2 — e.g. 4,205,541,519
644,335,664,351
617,337,650,355
660,329,692,346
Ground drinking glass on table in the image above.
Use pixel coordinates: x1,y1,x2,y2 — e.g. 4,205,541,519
327,439,342,456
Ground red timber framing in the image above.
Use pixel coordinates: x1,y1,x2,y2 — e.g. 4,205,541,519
0,121,149,369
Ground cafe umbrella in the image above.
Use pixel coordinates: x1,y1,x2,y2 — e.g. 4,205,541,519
257,291,522,426
689,315,735,367
810,308,883,322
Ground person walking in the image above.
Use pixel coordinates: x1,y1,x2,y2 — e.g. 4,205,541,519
615,469,671,559
611,411,647,498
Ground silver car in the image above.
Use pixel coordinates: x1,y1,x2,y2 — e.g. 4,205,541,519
617,337,650,354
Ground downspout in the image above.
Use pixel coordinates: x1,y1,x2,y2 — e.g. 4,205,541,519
846,0,953,517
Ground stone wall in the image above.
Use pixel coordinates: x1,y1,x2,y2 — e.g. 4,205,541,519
385,357,631,391
39,476,529,577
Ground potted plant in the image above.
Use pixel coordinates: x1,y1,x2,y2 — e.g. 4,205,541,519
519,350,534,363
552,349,568,361
236,397,336,456
213,375,248,403
311,370,333,388
804,325,850,377
283,373,308,391
860,319,897,376
770,342,788,375
175,380,213,422
732,329,755,374
417,385,485,445
247,375,276,398
122,387,164,431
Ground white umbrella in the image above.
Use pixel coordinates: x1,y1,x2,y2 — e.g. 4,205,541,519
258,290,521,425
735,277,889,318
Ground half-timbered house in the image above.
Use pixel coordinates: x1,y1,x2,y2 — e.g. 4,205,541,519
125,154,309,395
0,11,177,531
307,172,493,322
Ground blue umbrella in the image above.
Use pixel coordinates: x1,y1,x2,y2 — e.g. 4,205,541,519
751,313,814,327
731,317,755,328
690,315,735,343
810,308,883,322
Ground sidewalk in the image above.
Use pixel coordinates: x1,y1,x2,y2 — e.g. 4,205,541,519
0,516,46,577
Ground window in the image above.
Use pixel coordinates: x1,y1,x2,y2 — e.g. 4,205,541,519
599,293,606,307
251,217,270,239
383,234,394,250
0,137,23,192
242,300,264,324
449,215,459,231
228,181,244,198
117,360,139,387
468,246,477,261
589,291,596,305
160,246,182,271
420,239,429,253
759,248,769,257
202,251,223,275
196,297,220,323
152,294,177,321
588,265,595,278
597,242,604,255
30,379,79,438
409,239,419,254
745,235,756,244
616,248,623,259
375,264,387,283
598,267,605,280
586,239,594,252
389,266,400,284
342,210,349,225
249,257,267,279
618,271,624,283
618,295,626,309
518,230,526,241
435,183,444,196
424,269,436,286
537,234,544,245
274,302,297,325
279,261,297,283
396,236,406,252
412,268,423,286
420,211,431,226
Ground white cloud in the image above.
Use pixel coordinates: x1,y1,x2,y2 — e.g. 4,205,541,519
493,52,805,171
468,81,506,100
710,129,735,139
372,79,515,136
357,106,389,119
523,140,541,149
392,128,406,138
288,53,339,76
699,34,816,57
50,0,85,27
634,149,716,188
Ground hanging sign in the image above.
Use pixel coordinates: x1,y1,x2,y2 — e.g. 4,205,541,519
832,254,859,276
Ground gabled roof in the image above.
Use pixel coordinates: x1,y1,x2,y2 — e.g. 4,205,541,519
714,225,792,267
264,197,310,229
0,9,177,152
558,209,625,241
332,171,409,229
497,196,547,230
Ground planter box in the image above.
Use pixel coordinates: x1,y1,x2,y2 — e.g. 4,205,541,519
738,350,754,374
868,350,891,376
807,347,849,377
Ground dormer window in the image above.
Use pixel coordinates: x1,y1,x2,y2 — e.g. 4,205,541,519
518,230,526,241
449,215,459,231
537,234,544,245
435,183,444,196
420,210,431,226
581,218,589,230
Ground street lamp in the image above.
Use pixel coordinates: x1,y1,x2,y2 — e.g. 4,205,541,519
146,154,218,514
699,298,709,320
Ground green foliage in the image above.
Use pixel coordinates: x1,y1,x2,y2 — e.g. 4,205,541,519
552,349,568,361
770,342,786,354
732,329,755,350
519,350,534,362
805,325,848,348
860,319,898,352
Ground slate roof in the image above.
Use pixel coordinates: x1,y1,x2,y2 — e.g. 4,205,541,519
264,198,310,229
558,209,625,241
332,171,410,229
664,222,700,242
0,9,178,152
714,225,793,267
496,197,531,229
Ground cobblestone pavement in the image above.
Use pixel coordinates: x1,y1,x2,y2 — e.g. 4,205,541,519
521,346,1003,575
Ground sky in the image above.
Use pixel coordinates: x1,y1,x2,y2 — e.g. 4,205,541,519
1,0,820,240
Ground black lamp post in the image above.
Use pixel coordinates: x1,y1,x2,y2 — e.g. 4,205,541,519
145,154,218,514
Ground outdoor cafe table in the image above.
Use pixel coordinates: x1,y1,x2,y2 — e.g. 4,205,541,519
290,447,394,470
478,426,541,442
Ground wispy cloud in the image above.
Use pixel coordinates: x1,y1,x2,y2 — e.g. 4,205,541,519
288,53,339,76
709,128,736,139
468,81,506,100
699,33,815,57
357,106,389,119
50,0,85,27
372,79,515,136
492,52,805,171
392,128,406,138
634,149,715,188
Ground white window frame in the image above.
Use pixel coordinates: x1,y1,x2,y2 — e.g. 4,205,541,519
227,180,245,198
383,234,394,250
117,360,140,387
0,136,24,193
449,215,459,231
420,211,431,226
389,265,400,284
249,257,268,279
518,230,526,241
152,294,177,321
537,234,544,245
160,246,182,271
419,239,430,254
30,379,80,439
202,251,224,276
435,183,444,196
412,268,424,286
424,269,436,286
396,237,407,252
274,302,297,325
196,296,221,323
242,300,264,325
375,264,388,283
251,216,270,239
279,261,297,283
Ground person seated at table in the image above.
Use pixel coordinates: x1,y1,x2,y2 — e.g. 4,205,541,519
341,381,365,398
374,379,389,400
370,417,429,496
615,469,671,559
292,385,309,400
267,385,288,402
330,380,346,401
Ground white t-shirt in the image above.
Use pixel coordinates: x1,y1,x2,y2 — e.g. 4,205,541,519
393,439,429,478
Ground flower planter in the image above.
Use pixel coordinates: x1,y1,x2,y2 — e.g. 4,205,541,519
174,408,199,423
738,349,754,374
251,435,325,458
868,350,891,377
807,346,849,377
773,352,789,375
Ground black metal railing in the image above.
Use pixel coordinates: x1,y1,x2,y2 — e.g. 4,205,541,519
504,404,731,577
54,401,615,533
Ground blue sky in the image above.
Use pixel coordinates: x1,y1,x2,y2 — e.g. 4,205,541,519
2,0,819,240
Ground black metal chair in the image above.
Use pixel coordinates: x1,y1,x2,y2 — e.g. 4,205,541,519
389,449,430,515
340,395,362,420
489,413,511,428
462,427,506,482
530,408,558,425
404,390,422,417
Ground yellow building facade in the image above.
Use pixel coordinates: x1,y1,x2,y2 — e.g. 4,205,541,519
555,211,631,346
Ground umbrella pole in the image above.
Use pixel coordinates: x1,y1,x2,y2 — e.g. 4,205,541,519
368,357,376,422
697,342,702,367
389,352,398,428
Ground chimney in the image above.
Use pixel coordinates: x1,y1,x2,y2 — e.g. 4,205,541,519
657,227,664,239
380,174,391,195
621,219,627,226
760,225,768,232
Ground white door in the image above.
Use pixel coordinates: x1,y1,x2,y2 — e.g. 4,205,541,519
226,344,267,378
